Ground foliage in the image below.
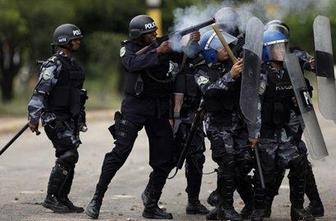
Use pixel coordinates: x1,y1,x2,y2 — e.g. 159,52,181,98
0,0,336,110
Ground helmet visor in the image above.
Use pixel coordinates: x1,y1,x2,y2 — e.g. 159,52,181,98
268,42,287,61
204,31,237,51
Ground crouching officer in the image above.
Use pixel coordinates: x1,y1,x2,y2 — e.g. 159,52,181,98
85,15,183,219
27,24,86,213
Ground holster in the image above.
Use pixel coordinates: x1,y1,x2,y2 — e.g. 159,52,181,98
108,111,122,139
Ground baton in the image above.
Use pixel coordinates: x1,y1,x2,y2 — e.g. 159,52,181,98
0,123,40,156
212,23,238,64
254,145,265,189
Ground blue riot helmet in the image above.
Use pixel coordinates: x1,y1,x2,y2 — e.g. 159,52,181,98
199,30,237,64
262,28,289,62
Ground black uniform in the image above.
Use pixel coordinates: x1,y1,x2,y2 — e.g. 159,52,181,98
86,39,182,219
253,62,315,221
28,51,86,213
263,49,324,218
173,57,208,214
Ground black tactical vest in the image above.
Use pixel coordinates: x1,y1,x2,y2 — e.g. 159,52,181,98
141,57,175,97
122,41,174,98
261,65,295,134
47,54,85,117
201,63,241,113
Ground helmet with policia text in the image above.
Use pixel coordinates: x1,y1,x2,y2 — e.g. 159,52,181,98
262,27,289,62
199,29,237,64
53,24,83,46
129,15,158,40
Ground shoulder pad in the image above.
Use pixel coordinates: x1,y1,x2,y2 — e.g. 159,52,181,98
47,56,58,63
121,40,129,46
189,58,206,69
195,70,210,86
41,56,60,68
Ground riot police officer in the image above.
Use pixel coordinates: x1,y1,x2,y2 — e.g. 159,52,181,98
205,7,255,220
171,32,209,215
28,24,86,213
194,30,259,221
261,20,324,219
250,26,315,221
85,15,184,219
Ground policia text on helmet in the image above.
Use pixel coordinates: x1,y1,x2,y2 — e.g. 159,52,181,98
129,15,157,45
129,15,171,55
52,24,83,53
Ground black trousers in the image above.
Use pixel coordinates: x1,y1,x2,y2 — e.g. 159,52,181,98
95,95,175,195
174,121,206,200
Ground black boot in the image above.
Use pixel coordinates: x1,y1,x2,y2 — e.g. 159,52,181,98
141,189,172,219
305,201,324,218
217,207,242,221
207,189,219,207
240,203,253,220
290,207,315,221
263,196,273,218
85,188,105,219
263,172,281,218
43,194,70,213
186,197,209,215
217,172,241,221
304,164,324,217
185,157,208,215
250,209,264,221
42,164,71,213
206,208,218,220
289,158,314,221
58,168,84,213
252,169,267,220
237,177,254,219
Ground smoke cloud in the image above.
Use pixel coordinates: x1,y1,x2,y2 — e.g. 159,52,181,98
172,0,330,32
169,0,331,52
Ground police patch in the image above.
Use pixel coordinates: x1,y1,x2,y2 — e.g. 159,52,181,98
120,47,126,57
41,66,56,80
197,76,209,85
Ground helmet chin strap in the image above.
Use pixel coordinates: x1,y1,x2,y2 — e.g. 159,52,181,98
60,40,79,53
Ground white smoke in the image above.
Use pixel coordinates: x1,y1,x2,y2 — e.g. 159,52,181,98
169,0,331,52
172,0,331,32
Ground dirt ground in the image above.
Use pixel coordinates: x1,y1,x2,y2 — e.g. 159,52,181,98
0,111,335,221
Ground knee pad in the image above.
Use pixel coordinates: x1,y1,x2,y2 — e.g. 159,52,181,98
236,154,253,176
217,155,235,174
57,149,79,169
211,144,232,164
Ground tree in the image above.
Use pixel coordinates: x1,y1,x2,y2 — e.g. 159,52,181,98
0,1,27,101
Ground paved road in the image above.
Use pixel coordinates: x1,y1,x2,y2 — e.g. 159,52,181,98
0,112,335,221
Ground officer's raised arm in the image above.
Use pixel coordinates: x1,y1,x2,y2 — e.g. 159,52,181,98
120,15,172,72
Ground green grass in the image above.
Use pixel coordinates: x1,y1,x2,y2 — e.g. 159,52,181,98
0,80,122,117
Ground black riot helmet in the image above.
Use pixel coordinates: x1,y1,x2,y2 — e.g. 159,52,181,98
53,24,83,46
129,15,158,40
264,20,290,38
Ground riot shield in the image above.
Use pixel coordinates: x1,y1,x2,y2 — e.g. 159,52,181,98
313,15,336,120
240,17,264,122
285,53,328,160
